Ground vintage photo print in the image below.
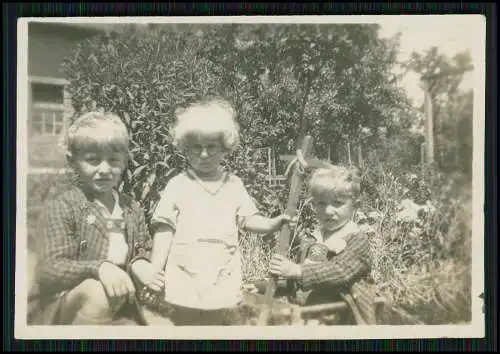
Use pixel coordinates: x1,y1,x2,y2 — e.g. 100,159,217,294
15,15,486,339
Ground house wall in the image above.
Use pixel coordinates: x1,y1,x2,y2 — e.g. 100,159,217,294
28,23,102,79
27,23,101,171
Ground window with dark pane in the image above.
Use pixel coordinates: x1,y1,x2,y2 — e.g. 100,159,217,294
32,83,64,104
30,82,66,136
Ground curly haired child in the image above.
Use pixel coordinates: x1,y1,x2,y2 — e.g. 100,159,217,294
144,97,297,325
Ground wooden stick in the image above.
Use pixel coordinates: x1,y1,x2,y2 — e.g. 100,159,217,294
341,293,367,325
299,297,385,315
257,135,314,325
279,155,331,169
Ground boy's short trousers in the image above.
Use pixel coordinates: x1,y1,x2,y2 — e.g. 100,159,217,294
28,290,70,325
30,289,145,326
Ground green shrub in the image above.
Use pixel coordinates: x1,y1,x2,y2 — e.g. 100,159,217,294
56,24,473,325
61,24,414,225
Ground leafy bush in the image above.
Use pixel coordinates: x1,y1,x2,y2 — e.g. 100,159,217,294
61,23,413,225
55,24,473,325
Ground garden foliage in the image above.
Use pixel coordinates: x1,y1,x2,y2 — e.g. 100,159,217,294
28,23,475,324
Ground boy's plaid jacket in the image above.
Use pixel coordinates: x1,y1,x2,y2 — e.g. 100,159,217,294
29,184,153,322
290,225,384,325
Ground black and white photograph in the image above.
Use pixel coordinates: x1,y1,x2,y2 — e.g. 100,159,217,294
15,15,485,339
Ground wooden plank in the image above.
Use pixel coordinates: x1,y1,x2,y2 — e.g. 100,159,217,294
257,135,315,325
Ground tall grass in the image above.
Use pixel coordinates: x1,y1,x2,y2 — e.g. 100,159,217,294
239,232,274,282
357,160,472,324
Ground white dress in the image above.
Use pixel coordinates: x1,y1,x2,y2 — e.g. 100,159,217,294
151,169,260,310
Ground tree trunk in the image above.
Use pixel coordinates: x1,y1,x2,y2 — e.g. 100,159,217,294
297,73,313,149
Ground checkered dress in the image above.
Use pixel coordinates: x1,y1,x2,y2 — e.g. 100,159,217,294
29,185,153,324
290,227,382,325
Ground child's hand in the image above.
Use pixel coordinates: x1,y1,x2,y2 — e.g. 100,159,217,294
148,270,165,293
271,214,299,233
130,260,165,293
269,254,302,279
138,270,165,309
98,261,136,313
284,214,299,230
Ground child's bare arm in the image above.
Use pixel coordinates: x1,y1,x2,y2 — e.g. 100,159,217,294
127,204,172,292
243,214,297,234
130,223,173,294
149,225,174,271
143,177,178,272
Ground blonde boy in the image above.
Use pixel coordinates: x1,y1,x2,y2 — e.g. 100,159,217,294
29,112,159,325
269,165,379,325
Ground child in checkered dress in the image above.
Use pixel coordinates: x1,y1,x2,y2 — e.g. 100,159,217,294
269,165,383,325
28,112,161,325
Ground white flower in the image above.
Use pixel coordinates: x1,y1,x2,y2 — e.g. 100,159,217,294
360,127,371,135
396,199,421,223
86,214,96,225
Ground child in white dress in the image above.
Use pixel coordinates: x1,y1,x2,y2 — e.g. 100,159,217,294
147,97,296,325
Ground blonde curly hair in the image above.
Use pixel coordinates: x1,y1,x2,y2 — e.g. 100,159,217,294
171,98,240,153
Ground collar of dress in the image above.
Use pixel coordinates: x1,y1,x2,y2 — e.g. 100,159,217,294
185,168,230,195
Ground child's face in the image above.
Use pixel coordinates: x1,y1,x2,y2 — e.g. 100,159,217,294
185,133,226,177
69,148,127,196
312,192,357,232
